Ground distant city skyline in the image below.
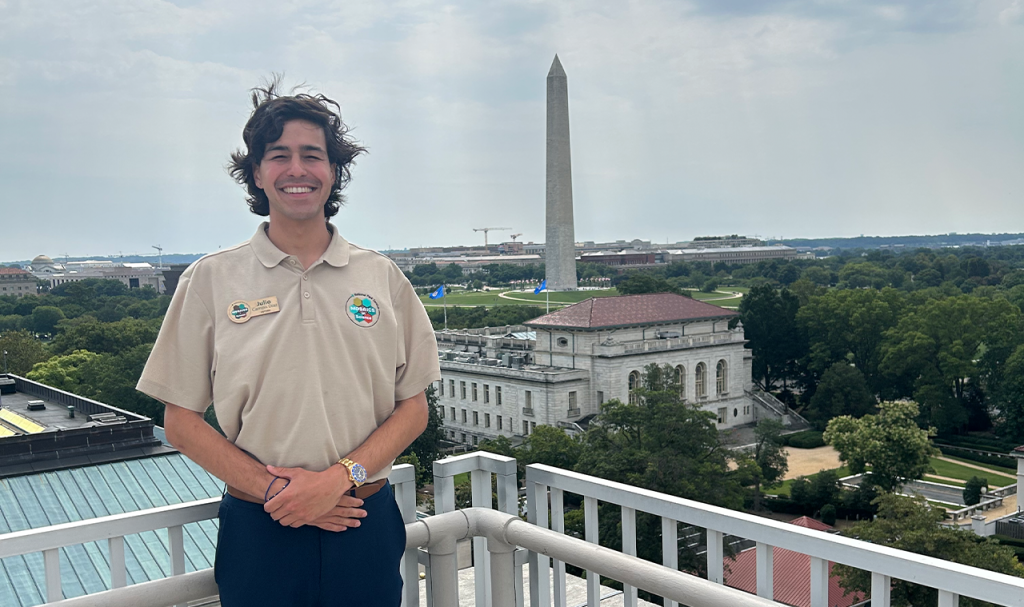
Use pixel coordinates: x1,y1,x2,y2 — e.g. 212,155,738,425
1,0,1022,260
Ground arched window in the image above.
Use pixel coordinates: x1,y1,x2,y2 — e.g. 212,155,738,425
716,360,728,395
675,365,686,401
628,370,641,405
695,363,707,399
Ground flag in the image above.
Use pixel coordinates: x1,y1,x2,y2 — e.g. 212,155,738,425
534,280,547,294
428,285,445,299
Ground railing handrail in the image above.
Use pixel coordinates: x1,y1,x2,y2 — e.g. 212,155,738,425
526,463,1024,607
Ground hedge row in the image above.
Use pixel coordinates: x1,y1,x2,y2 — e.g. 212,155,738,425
937,434,1020,453
782,430,826,449
935,446,1017,472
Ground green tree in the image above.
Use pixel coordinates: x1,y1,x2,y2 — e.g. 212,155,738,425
519,424,581,471
748,418,788,511
995,344,1024,441
615,273,681,296
824,400,938,493
31,305,65,335
26,350,101,392
963,476,988,506
880,295,1024,433
402,385,445,485
0,329,49,375
833,494,1024,607
739,284,804,390
49,317,161,355
806,363,875,429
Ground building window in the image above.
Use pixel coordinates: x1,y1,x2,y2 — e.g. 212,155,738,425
472,383,478,401
597,391,604,404
485,413,491,428
439,380,444,396
450,379,455,396
462,409,467,423
461,433,467,443
675,365,686,400
531,422,537,434
569,391,577,408
473,411,479,425
717,408,727,424
450,407,456,421
734,408,739,418
473,435,478,445
461,381,467,399
628,370,641,404
525,391,532,408
695,363,707,399
523,421,530,435
557,337,568,347
484,384,490,404
496,386,502,405
498,416,503,430
716,360,728,395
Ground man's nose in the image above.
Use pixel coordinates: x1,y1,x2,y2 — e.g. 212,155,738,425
287,156,307,176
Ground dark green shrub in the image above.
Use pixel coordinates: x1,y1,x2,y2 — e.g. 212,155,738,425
820,504,837,526
963,476,988,506
783,430,826,449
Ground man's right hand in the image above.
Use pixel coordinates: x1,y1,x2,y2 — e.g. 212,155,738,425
309,495,367,532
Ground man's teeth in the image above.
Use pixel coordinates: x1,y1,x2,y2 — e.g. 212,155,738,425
283,186,314,194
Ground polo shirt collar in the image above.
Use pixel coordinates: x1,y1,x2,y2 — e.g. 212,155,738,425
250,222,351,269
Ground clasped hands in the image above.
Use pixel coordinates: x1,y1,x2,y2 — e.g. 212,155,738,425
262,464,366,532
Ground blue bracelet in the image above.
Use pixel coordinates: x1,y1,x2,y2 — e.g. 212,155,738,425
264,477,283,502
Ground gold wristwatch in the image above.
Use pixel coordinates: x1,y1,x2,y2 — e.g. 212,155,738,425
338,457,367,487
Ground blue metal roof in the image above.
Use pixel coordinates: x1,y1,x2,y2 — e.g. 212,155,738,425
0,453,224,606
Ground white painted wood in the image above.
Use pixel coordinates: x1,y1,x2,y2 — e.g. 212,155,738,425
871,572,891,607
585,496,600,607
108,536,126,589
705,529,723,585
938,590,960,607
525,464,1024,607
551,488,567,607
621,506,637,607
45,548,62,602
809,556,828,607
755,542,773,600
661,517,679,607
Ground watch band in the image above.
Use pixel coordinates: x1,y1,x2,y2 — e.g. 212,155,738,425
338,457,367,487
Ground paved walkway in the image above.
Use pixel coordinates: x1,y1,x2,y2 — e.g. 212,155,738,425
935,456,1016,482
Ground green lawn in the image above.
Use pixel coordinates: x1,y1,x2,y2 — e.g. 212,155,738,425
419,290,518,307
502,288,620,304
924,475,966,487
454,472,470,486
419,286,748,310
943,453,1016,472
928,458,1015,484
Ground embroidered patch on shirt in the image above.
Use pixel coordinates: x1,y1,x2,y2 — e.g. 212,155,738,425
346,293,380,327
227,296,280,324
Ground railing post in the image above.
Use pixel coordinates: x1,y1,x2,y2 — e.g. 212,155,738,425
755,542,774,599
527,480,551,607
661,517,678,607
938,590,960,607
44,547,62,602
621,506,637,607
169,524,186,607
705,529,723,584
108,536,127,589
584,496,600,607
551,488,567,607
392,466,420,607
473,468,493,607
871,572,891,607
488,528,518,607
809,556,828,607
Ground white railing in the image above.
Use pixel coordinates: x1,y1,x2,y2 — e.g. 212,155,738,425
615,332,743,356
7,455,1024,607
524,463,1024,607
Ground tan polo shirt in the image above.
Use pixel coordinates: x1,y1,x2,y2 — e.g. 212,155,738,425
137,223,440,481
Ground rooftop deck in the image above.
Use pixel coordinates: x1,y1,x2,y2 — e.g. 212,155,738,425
2,453,1024,607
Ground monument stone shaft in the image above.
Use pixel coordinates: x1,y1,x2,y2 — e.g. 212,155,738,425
545,54,578,291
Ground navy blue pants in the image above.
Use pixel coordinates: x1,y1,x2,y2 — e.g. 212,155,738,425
215,481,406,607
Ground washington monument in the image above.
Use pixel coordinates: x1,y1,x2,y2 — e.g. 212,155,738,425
545,55,578,291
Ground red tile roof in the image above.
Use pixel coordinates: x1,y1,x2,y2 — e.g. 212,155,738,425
724,518,865,607
524,293,737,330
0,268,32,276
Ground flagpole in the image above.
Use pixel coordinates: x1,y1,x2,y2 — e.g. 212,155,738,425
443,285,448,330
546,288,550,314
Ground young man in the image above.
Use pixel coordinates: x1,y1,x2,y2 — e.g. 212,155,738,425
137,81,440,606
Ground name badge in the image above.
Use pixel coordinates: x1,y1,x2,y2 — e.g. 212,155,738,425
227,296,280,324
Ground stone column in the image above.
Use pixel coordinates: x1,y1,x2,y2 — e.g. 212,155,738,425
545,55,578,291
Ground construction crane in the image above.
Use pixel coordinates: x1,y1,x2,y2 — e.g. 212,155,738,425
473,227,511,247
509,233,523,242
151,245,163,269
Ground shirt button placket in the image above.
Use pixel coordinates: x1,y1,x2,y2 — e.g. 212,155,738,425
301,272,316,322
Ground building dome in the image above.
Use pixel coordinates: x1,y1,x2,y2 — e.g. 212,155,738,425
31,255,56,271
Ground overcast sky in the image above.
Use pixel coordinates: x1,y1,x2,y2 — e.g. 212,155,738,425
1,0,1022,260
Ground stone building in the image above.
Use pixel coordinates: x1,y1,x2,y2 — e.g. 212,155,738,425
435,293,786,446
0,268,38,298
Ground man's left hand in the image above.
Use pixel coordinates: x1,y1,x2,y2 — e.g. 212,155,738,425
263,464,350,527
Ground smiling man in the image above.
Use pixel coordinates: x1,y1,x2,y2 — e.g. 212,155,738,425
137,80,440,606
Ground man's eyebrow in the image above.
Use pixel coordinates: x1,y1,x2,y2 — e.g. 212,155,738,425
265,144,327,153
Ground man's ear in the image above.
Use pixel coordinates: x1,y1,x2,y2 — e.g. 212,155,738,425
253,164,263,189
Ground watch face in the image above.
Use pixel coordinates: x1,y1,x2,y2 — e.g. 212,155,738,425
352,463,368,483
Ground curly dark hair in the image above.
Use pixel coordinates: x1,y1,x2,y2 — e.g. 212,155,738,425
228,76,366,219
